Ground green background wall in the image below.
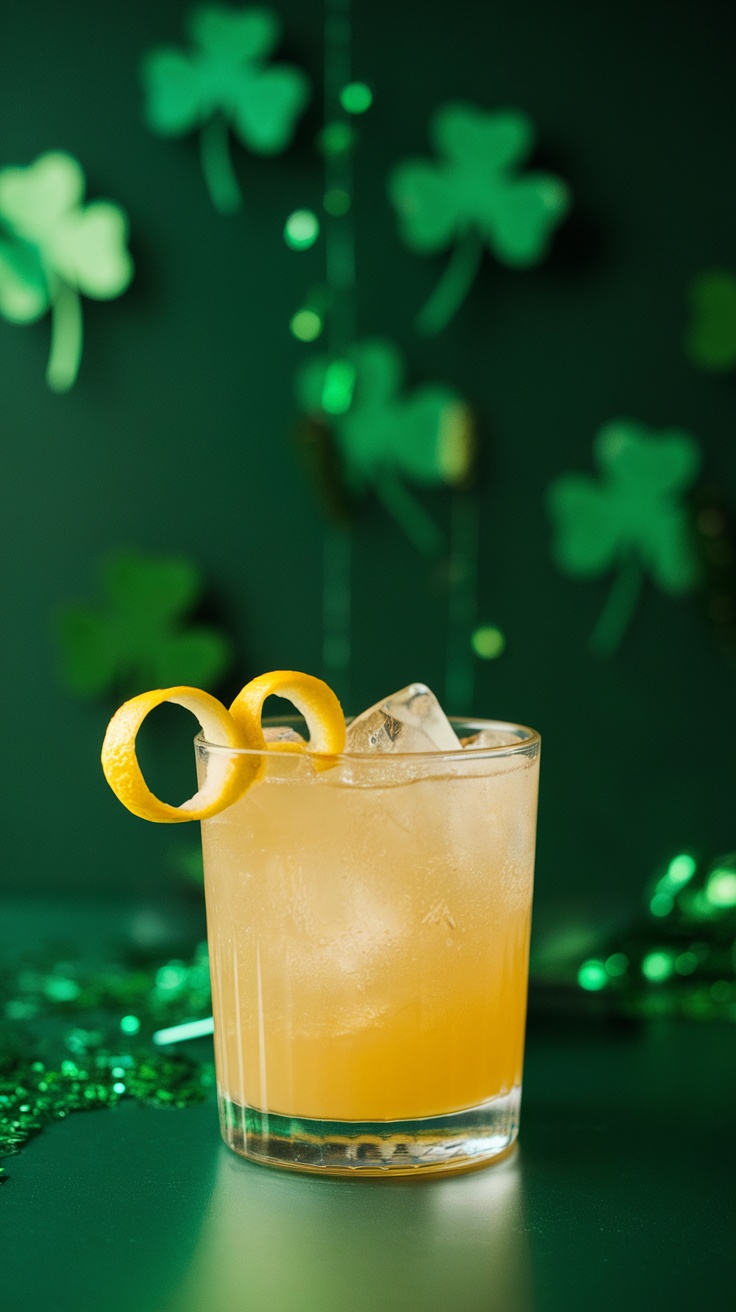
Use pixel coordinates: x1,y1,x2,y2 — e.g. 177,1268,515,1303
2,0,736,917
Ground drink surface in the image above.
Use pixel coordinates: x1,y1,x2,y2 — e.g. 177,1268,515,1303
201,744,539,1123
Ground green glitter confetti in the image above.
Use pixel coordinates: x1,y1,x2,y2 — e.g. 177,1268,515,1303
0,941,215,1179
564,851,736,1024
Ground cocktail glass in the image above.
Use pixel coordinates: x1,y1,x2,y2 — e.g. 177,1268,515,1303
196,715,540,1177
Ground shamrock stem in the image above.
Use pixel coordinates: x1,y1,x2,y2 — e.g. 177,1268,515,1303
589,556,644,657
46,283,83,393
416,230,484,336
375,473,446,557
200,115,242,215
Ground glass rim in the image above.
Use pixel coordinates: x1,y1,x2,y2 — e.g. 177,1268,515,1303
196,715,540,762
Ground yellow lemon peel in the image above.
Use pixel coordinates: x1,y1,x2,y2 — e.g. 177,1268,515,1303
101,686,260,822
229,670,345,765
102,672,345,822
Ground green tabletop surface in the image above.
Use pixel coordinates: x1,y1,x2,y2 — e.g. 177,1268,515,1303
2,903,735,1312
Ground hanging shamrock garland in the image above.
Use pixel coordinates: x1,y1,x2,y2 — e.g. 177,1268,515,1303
140,4,310,215
135,10,572,704
546,421,701,656
685,269,736,371
388,102,571,335
56,549,233,698
295,337,475,555
0,152,133,392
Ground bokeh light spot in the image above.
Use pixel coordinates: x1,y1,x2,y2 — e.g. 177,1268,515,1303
471,625,506,660
44,976,81,1002
155,961,188,993
578,959,608,991
666,853,697,886
120,1014,140,1034
705,868,736,907
317,122,355,156
290,309,323,342
340,82,373,114
605,952,629,977
321,359,356,414
675,951,698,976
641,951,675,983
650,892,674,917
284,209,320,251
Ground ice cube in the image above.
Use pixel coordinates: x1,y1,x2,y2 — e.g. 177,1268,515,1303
263,726,306,744
461,728,521,749
346,683,461,753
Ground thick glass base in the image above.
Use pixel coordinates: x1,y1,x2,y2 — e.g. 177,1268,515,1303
218,1086,520,1177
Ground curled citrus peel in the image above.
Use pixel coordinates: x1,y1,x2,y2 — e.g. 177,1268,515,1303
101,686,259,823
229,670,345,763
101,671,345,823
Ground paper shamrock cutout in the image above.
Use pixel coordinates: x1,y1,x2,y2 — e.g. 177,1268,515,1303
0,153,132,392
296,338,474,555
56,549,233,698
387,102,571,335
685,271,736,371
141,4,310,215
546,421,701,656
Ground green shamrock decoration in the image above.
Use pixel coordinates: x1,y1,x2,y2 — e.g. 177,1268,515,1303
296,338,475,555
387,102,571,335
685,270,736,371
546,421,701,656
0,153,133,392
141,4,310,215
56,549,233,698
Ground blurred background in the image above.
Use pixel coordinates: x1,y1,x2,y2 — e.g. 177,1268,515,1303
1,0,736,949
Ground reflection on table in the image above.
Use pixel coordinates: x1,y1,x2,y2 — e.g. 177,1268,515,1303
164,1147,531,1312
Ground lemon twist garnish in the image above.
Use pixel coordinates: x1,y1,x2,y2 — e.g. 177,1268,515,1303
101,686,260,823
229,670,345,758
102,672,345,823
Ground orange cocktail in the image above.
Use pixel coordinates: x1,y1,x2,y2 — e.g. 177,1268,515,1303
198,717,539,1174
101,671,539,1177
